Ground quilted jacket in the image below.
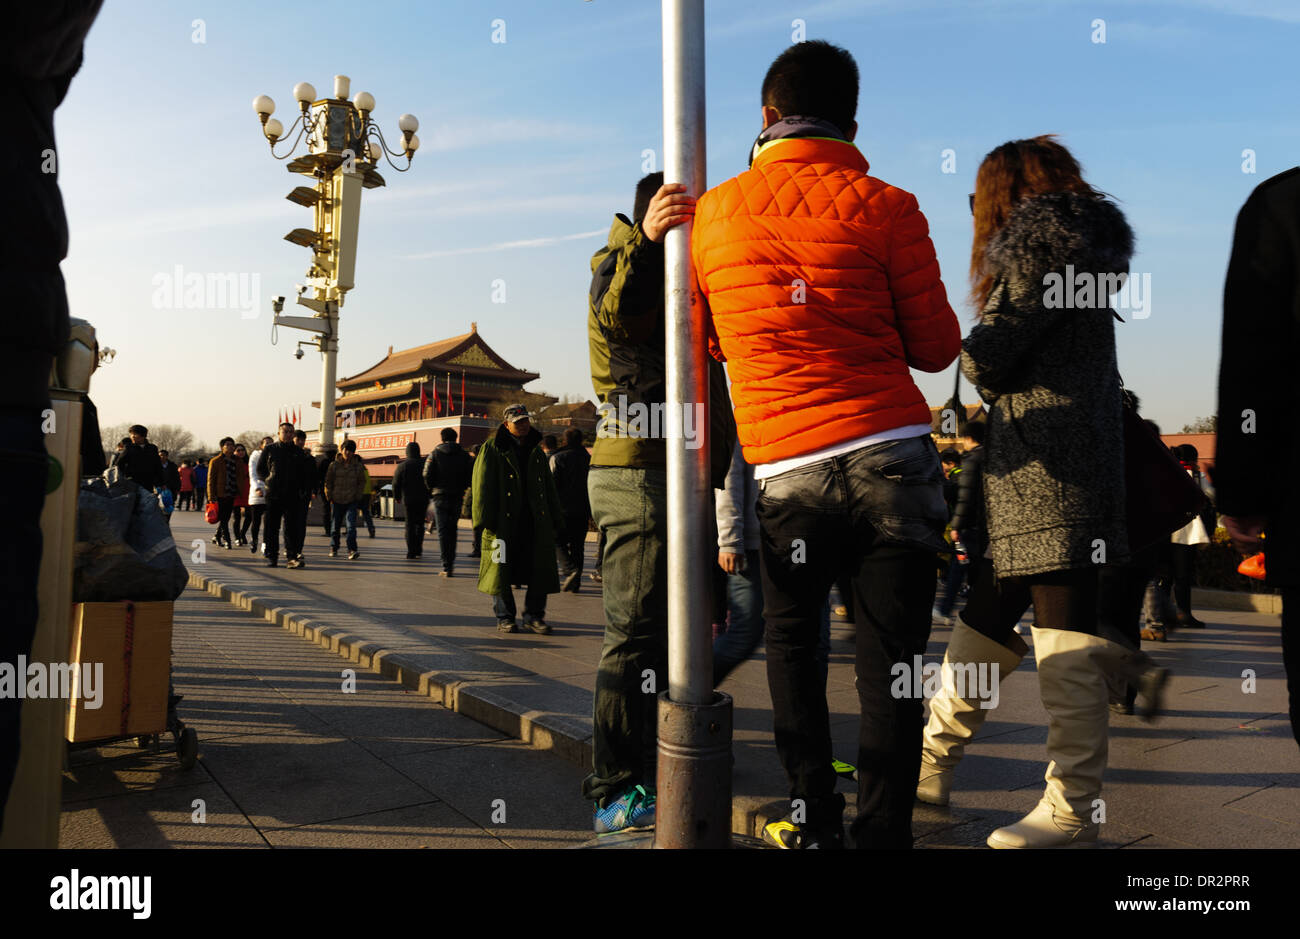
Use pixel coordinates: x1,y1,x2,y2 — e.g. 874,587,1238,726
692,136,960,465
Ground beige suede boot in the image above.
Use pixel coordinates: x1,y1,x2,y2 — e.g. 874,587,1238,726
987,626,1112,849
916,621,1027,806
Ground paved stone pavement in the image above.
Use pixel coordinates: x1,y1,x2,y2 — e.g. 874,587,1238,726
60,508,1299,848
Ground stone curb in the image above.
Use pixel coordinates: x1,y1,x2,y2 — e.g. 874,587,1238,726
187,568,787,838
1191,587,1282,615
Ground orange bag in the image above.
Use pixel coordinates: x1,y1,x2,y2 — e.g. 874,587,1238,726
204,500,219,524
1237,552,1266,581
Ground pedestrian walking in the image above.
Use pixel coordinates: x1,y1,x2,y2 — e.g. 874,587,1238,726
178,459,195,511
916,135,1162,848
550,427,591,592
192,458,207,510
933,423,985,626
359,461,377,538
424,428,472,575
207,437,247,550
295,430,314,553
159,448,181,510
392,441,430,559
324,440,366,560
692,41,958,849
117,425,163,491
230,443,250,546
243,436,271,553
261,423,312,568
472,405,562,633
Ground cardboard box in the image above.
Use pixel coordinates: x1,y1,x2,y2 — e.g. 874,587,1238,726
66,601,173,743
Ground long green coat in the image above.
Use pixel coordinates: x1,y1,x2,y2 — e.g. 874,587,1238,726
472,424,563,596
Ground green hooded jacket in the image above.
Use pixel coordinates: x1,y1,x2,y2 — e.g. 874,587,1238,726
472,423,563,596
588,214,736,486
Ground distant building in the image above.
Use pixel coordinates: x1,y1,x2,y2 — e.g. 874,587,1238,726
929,403,987,451
534,400,599,438
305,323,556,479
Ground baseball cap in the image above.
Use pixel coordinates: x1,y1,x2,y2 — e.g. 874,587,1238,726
503,404,532,423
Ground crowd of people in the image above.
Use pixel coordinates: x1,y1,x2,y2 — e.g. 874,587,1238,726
571,38,1298,849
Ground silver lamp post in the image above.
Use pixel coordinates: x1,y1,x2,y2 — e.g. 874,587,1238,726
654,0,733,850
252,76,418,458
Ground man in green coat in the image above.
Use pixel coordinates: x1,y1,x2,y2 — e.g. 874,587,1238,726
473,404,564,634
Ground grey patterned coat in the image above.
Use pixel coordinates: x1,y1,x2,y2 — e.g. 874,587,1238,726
961,192,1132,578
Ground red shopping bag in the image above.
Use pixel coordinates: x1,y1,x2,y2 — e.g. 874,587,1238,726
204,501,219,524
1237,552,1266,581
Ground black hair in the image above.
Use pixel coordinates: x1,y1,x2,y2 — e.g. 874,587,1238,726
761,40,859,137
279,421,294,431
441,428,458,442
963,421,987,445
159,449,169,457
219,436,234,447
341,439,357,452
939,448,961,464
543,434,559,451
633,172,664,224
563,427,584,448
129,424,147,436
293,430,306,441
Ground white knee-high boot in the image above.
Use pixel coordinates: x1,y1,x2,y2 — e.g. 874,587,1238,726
987,626,1114,849
916,620,1026,806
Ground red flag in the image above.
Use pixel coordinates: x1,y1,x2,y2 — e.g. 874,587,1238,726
461,370,466,414
446,373,452,415
294,406,300,427
420,381,429,417
432,379,441,416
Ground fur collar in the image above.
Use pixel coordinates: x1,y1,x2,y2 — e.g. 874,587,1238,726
986,192,1134,286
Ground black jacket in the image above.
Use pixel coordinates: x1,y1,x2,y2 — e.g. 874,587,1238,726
550,443,591,520
392,444,429,505
949,445,986,545
160,459,181,493
261,441,313,502
1216,166,1300,587
117,441,162,491
423,441,472,497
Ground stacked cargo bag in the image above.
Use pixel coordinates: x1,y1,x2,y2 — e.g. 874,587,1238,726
67,478,196,767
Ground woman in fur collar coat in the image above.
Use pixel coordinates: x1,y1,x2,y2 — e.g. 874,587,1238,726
916,136,1164,849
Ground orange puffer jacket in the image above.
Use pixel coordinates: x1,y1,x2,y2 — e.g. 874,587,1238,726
693,137,961,465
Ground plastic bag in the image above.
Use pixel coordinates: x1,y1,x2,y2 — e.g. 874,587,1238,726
74,478,188,602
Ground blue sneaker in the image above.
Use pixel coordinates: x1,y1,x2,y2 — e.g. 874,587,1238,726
594,784,656,835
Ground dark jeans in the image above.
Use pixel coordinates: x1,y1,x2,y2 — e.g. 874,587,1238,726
231,504,244,540
215,497,235,544
321,496,332,536
242,504,265,545
755,434,948,848
0,408,49,829
1284,588,1300,751
583,466,668,807
178,490,194,511
712,548,832,687
433,493,462,572
265,497,306,561
360,501,375,535
404,499,428,556
556,512,588,580
331,501,358,552
493,583,548,620
1166,543,1198,617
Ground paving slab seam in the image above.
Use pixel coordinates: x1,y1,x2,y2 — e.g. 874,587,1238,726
185,569,802,840
188,571,597,765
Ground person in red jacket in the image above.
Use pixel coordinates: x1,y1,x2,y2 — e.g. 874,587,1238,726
692,40,961,849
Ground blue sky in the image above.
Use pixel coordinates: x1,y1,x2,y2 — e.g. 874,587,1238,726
58,0,1300,446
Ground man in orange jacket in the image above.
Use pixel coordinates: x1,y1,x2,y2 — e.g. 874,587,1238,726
692,40,961,849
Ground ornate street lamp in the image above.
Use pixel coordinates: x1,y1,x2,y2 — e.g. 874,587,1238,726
252,75,418,459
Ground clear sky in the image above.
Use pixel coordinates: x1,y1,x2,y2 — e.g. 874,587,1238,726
58,0,1300,448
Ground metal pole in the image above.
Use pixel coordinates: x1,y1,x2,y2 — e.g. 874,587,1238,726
655,0,731,850
318,303,338,452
